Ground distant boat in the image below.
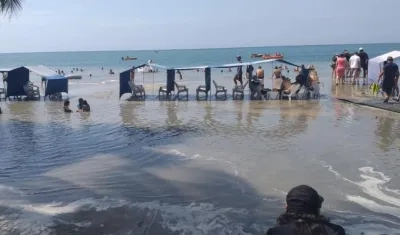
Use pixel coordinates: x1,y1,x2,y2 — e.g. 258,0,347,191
250,53,284,60
154,50,159,53
121,56,137,61
65,74,82,80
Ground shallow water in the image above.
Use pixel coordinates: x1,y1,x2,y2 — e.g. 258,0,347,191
1,64,400,235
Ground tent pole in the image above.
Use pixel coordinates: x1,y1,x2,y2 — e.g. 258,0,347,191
152,71,155,100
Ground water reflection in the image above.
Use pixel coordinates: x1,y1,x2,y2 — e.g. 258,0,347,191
119,102,145,126
375,116,400,152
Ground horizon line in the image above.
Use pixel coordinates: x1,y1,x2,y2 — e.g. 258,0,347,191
0,42,398,54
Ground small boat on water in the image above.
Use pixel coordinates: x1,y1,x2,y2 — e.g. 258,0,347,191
65,74,82,80
121,56,137,61
250,53,284,60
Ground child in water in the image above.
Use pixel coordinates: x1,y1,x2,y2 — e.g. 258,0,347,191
82,100,90,112
77,98,84,112
64,100,72,113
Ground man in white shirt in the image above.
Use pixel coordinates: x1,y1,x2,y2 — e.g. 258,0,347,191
349,52,361,84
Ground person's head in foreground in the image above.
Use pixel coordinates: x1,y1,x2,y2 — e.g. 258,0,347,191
266,185,345,235
359,47,363,52
64,100,70,107
236,55,242,62
387,56,394,63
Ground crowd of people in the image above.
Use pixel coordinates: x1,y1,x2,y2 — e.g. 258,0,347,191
63,98,90,113
330,48,369,85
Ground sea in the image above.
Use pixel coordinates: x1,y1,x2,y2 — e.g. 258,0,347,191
0,43,400,235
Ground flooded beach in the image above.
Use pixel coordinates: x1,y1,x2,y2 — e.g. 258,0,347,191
1,69,400,234
1,45,400,234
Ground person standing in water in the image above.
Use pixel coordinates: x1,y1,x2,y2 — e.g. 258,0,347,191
335,54,347,85
233,55,243,86
256,66,265,88
266,185,345,235
378,56,399,103
358,48,369,80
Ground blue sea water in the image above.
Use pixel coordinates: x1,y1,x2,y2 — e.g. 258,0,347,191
0,43,399,69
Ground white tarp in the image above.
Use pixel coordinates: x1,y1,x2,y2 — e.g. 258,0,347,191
368,50,400,83
24,65,58,77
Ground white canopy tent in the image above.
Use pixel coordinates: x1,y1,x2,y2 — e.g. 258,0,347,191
368,50,400,83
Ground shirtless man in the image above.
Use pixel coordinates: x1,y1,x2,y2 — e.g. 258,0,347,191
272,66,282,78
256,66,265,88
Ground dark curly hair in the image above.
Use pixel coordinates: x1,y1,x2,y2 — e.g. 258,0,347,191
276,212,330,235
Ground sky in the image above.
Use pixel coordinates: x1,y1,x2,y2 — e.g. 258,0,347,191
0,0,398,53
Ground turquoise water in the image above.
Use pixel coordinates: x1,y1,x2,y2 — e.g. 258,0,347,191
1,43,399,68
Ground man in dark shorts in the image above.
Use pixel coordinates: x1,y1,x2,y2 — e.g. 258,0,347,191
343,50,351,78
378,56,399,103
233,55,243,85
358,48,369,79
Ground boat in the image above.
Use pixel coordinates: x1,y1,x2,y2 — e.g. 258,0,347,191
65,74,82,80
250,53,284,60
250,53,264,58
121,56,137,61
262,54,284,60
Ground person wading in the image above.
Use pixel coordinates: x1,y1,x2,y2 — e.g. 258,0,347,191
358,48,369,81
233,55,243,86
378,56,399,103
266,185,345,235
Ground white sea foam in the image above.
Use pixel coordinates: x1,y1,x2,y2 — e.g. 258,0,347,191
321,162,400,219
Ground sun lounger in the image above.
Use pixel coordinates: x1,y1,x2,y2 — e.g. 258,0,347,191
128,80,145,100
232,80,249,100
196,85,209,100
174,81,188,100
23,81,40,100
212,80,227,100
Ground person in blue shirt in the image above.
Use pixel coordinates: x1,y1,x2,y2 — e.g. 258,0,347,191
378,56,399,103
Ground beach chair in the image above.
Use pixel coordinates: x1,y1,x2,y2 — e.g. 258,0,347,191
196,84,209,100
232,80,249,100
128,80,145,100
212,80,227,100
308,82,324,99
281,84,301,100
158,86,173,100
174,81,188,100
268,78,283,100
23,81,40,100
